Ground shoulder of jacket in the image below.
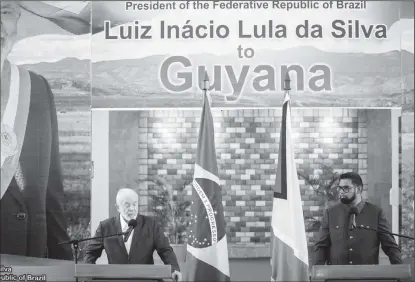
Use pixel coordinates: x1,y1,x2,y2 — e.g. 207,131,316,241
327,202,343,212
100,217,117,226
25,69,47,84
140,215,156,223
26,70,53,99
363,201,382,212
141,215,164,229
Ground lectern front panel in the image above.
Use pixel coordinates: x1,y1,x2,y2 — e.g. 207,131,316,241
75,264,173,281
7,266,75,282
1,255,76,282
311,265,412,282
326,280,399,282
87,279,172,282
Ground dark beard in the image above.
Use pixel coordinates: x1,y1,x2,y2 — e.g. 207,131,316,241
340,193,356,205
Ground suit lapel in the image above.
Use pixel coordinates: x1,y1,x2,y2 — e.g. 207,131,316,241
6,178,26,208
1,65,31,198
114,216,128,257
128,215,143,258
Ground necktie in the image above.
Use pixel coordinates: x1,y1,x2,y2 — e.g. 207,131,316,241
123,226,133,254
14,162,25,190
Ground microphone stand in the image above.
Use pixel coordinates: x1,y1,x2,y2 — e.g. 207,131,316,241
59,232,127,264
355,224,415,240
59,232,126,282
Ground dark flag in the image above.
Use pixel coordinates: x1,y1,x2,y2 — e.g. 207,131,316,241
184,90,230,281
271,73,309,281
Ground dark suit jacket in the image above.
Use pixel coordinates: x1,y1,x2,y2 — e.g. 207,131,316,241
84,214,180,272
314,201,402,265
0,71,73,260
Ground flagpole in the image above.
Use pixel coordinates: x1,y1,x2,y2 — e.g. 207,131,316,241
271,70,310,282
202,71,210,106
185,70,230,282
284,72,291,100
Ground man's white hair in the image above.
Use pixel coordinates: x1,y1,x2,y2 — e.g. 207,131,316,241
116,188,138,205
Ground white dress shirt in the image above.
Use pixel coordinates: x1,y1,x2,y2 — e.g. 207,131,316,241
120,215,134,254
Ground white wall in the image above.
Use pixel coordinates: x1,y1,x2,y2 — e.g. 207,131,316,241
390,108,401,244
91,110,110,264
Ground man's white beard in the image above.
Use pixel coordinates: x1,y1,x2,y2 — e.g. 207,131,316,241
122,211,137,221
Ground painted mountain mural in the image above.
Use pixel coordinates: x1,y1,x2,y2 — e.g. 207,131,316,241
21,47,414,109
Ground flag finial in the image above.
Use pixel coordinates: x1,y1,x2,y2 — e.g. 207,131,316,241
284,72,291,91
202,71,212,107
203,71,210,92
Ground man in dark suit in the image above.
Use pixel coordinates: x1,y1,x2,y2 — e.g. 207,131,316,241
1,1,73,260
84,188,182,281
314,172,402,265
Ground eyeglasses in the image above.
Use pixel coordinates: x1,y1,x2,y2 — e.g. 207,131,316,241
337,186,354,193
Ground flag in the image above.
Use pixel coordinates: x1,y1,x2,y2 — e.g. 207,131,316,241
372,1,414,27
270,73,309,282
19,1,92,35
184,87,230,281
18,1,159,37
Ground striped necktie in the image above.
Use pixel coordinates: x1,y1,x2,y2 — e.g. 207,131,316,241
14,162,25,190
123,225,133,254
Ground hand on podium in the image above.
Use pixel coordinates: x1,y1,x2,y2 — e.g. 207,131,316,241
171,270,182,282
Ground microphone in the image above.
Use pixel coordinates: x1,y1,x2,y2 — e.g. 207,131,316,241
348,207,358,231
59,228,126,265
348,208,415,240
355,223,415,240
123,219,137,242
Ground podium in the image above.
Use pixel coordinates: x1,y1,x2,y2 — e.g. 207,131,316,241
75,264,174,282
1,255,174,282
1,254,75,281
311,265,413,282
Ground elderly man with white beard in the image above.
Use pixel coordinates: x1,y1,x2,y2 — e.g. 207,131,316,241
84,188,183,281
0,1,72,260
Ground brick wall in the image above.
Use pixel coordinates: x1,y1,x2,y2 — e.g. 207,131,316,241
132,108,372,245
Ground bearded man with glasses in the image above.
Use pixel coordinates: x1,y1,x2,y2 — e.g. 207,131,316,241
313,172,402,266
